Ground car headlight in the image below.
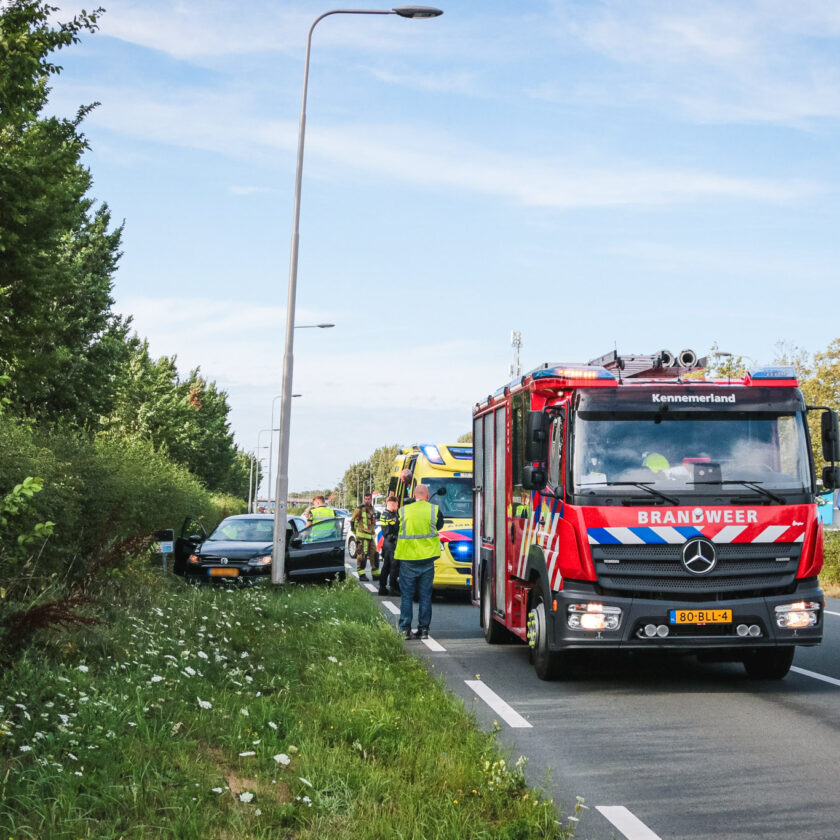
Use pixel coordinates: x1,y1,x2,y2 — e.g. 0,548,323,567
248,554,272,567
775,601,820,629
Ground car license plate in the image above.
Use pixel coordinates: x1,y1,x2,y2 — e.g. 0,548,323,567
669,609,732,625
208,567,239,578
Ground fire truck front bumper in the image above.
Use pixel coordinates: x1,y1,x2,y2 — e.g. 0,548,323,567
546,580,824,651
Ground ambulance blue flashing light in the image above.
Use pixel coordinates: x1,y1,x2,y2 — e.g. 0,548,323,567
748,366,797,380
420,444,445,465
531,365,615,382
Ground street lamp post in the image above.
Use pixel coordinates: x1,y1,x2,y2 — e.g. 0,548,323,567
253,429,273,512
271,5,443,585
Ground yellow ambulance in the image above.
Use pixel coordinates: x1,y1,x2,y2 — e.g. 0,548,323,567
388,444,473,594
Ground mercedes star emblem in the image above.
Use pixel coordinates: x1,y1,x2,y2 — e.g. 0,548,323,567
681,537,717,575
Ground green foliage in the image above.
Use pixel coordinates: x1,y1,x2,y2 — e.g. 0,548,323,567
705,342,749,379
337,445,400,508
0,1,129,428
0,476,54,570
822,531,840,595
106,339,251,496
457,432,473,443
0,580,572,839
0,414,245,599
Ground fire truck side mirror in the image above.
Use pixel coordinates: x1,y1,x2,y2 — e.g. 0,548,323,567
526,411,550,462
821,410,840,463
522,466,546,490
822,466,840,492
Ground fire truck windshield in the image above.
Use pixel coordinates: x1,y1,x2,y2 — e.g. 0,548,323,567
572,411,812,503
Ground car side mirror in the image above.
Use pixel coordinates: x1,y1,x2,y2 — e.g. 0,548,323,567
188,534,202,542
822,410,840,463
822,465,840,492
290,536,302,549
526,410,550,462
522,466,546,490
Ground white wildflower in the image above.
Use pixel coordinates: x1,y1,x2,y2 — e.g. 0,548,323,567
239,791,254,803
183,666,196,676
299,777,312,787
239,751,256,757
211,787,223,794
77,665,89,673
268,721,277,730
150,675,164,683
19,745,32,753
327,656,338,663
239,708,249,717
197,698,212,710
197,651,209,660
273,754,290,765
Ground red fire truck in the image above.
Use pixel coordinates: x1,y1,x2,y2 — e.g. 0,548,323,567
472,351,840,680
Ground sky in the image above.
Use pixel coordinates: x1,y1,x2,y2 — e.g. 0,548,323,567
41,0,840,492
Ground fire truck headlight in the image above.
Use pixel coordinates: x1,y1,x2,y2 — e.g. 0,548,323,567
567,603,621,631
775,601,820,629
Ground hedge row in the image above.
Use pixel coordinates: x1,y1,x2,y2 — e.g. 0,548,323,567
0,416,245,595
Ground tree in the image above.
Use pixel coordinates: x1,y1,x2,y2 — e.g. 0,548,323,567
0,1,128,427
457,432,472,443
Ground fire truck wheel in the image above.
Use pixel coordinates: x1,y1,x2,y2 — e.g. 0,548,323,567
742,646,794,680
481,572,508,644
529,592,564,681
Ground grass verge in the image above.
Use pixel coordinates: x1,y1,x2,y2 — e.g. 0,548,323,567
0,565,576,839
821,530,840,597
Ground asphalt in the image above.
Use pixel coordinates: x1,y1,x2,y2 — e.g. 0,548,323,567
350,554,840,840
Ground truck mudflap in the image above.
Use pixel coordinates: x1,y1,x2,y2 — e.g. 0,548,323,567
545,579,824,651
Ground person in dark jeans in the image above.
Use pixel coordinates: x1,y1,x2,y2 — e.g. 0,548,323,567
378,495,400,596
395,484,444,640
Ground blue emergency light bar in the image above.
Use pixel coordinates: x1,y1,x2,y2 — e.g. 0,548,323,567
747,366,797,380
420,444,445,465
530,365,615,381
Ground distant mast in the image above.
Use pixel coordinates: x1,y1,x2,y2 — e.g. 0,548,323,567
509,330,523,379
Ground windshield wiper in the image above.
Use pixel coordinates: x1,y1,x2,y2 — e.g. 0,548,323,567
605,481,680,506
691,479,786,505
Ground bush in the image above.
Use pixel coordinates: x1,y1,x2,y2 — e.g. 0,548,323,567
0,416,245,597
822,530,840,593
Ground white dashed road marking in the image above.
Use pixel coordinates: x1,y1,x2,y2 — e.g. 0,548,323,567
421,636,446,652
465,680,532,728
825,610,840,617
791,666,840,688
363,583,377,593
381,600,400,616
596,806,662,840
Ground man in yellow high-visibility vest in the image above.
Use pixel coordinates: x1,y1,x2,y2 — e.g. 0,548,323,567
395,484,444,641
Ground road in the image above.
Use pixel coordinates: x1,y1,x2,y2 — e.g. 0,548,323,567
348,559,840,840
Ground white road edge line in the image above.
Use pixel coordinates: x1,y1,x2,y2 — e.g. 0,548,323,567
422,636,446,652
381,600,400,616
790,665,840,688
824,610,840,617
464,680,532,729
596,806,662,840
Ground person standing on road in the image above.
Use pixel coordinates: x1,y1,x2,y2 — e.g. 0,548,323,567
378,495,400,596
352,492,378,581
395,484,443,641
306,494,335,538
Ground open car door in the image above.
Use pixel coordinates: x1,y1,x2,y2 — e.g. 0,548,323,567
173,516,207,576
287,518,346,579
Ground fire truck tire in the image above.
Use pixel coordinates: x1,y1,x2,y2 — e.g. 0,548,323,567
481,572,508,644
742,646,794,680
530,592,564,681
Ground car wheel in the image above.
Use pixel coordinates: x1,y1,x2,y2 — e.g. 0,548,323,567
348,535,356,559
743,647,794,680
528,590,565,681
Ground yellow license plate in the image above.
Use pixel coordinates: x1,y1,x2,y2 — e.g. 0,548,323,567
209,567,239,578
669,609,732,624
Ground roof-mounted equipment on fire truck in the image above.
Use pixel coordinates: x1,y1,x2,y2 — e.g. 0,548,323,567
588,349,708,379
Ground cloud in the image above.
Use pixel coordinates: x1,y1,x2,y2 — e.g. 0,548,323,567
75,84,816,210
548,0,840,125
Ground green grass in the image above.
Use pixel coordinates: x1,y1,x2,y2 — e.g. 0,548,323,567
821,530,840,596
0,566,576,839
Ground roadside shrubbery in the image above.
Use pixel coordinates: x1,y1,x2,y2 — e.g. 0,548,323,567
0,415,244,601
821,530,840,596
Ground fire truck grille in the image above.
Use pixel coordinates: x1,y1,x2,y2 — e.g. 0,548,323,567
591,542,800,599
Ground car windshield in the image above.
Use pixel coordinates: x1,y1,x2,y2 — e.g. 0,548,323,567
572,412,811,500
207,518,274,542
420,477,473,518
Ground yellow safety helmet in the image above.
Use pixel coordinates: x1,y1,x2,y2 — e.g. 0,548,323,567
642,452,670,473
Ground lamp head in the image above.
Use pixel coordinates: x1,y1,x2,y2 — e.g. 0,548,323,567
393,6,443,18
